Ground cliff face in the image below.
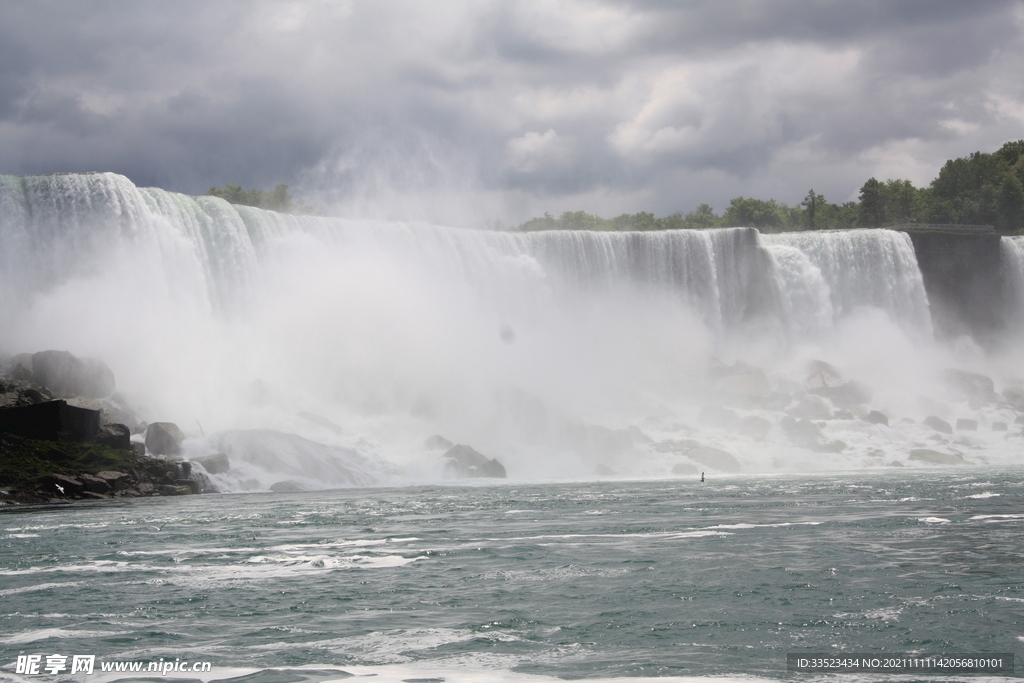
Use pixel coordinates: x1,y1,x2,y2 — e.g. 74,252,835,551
900,228,1005,344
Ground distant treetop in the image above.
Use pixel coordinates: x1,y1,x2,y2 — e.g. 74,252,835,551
206,183,318,214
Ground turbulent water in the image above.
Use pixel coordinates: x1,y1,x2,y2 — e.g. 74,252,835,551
2,471,1023,682
1,172,1023,488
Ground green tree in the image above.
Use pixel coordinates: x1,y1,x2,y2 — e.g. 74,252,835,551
801,189,822,230
722,197,790,231
996,172,1024,234
858,178,886,227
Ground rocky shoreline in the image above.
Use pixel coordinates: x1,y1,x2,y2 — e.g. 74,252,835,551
0,350,214,506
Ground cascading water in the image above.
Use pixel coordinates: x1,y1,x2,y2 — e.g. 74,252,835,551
1002,235,1024,331
2,172,1022,487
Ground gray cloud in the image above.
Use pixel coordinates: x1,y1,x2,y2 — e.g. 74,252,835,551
1,0,1023,224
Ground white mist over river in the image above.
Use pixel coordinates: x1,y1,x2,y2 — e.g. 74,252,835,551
1,172,1023,490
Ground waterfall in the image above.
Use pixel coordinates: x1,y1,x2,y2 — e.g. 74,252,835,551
1001,235,1024,330
762,230,933,341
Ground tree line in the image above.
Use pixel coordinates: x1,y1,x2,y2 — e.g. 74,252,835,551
206,183,318,214
516,140,1024,235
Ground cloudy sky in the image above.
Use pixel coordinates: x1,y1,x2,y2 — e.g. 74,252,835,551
2,0,1024,225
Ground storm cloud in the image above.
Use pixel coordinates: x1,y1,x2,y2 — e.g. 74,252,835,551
1,0,1023,225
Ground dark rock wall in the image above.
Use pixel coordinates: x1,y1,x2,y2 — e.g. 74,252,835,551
902,229,1005,343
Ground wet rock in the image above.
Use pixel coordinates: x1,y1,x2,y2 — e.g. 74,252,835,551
77,473,110,494
788,394,831,420
94,471,131,490
145,422,185,456
805,360,844,391
191,452,230,475
299,412,344,435
655,439,739,472
697,405,739,429
833,409,855,420
956,418,978,431
130,441,146,457
737,415,772,440
942,369,996,403
866,410,889,426
908,449,966,465
424,434,454,450
94,423,131,450
30,350,115,399
671,463,699,475
270,480,306,493
174,479,200,495
923,416,953,434
41,473,84,496
714,371,772,400
442,444,507,478
1003,387,1024,411
811,381,872,407
779,416,822,445
0,400,100,442
157,484,193,496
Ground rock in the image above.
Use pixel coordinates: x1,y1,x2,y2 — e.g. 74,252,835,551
779,416,822,445
627,425,653,444
137,482,156,495
833,409,855,419
923,415,953,434
656,440,739,472
442,444,507,478
0,400,100,442
956,418,978,431
77,473,110,494
737,415,772,440
697,405,739,428
424,435,454,450
714,371,772,400
157,484,193,496
270,480,306,493
685,445,741,473
1003,387,1024,411
992,422,1008,431
41,473,84,495
671,463,699,475
94,423,131,450
888,460,904,467
174,479,201,495
788,394,831,420
299,412,343,435
191,452,230,475
866,410,889,426
30,350,115,398
94,471,131,490
942,369,996,403
130,441,146,457
145,422,185,456
908,449,966,465
810,381,872,407
805,360,844,391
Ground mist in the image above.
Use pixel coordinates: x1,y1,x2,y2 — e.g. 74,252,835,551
2,172,1022,491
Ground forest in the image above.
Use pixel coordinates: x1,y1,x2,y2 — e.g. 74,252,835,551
516,140,1024,235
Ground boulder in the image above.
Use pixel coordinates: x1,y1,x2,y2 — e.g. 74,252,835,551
298,412,344,435
942,369,996,403
130,441,146,457
788,394,831,420
866,410,889,426
270,480,306,493
955,418,978,431
157,484,193,496
737,415,772,440
191,452,230,475
923,415,953,434
908,449,966,465
40,473,84,496
654,439,740,472
714,371,772,400
31,350,115,399
805,360,844,391
697,405,739,429
94,423,131,450
810,381,872,407
424,435,454,450
779,416,822,446
145,422,185,456
442,444,507,479
94,471,131,490
77,473,110,494
1003,387,1024,411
